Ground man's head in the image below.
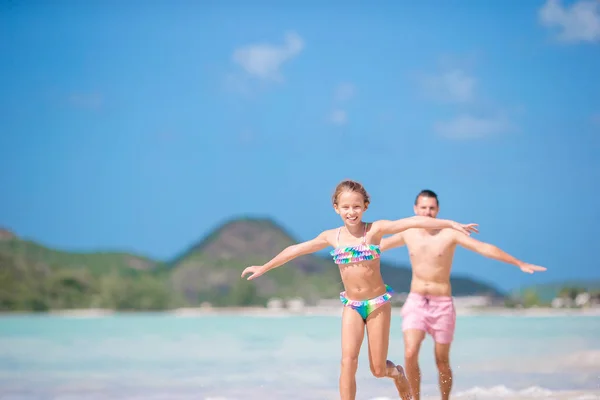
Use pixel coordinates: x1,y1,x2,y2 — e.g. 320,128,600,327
414,189,439,218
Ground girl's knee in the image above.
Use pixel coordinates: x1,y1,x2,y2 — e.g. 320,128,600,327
369,359,392,378
370,365,387,378
340,355,358,373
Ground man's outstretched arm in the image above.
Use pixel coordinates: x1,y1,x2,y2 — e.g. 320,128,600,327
453,232,547,274
380,233,406,252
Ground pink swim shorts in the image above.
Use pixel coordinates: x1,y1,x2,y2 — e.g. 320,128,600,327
400,292,456,344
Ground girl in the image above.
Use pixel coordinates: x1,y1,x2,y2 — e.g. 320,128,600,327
241,180,477,400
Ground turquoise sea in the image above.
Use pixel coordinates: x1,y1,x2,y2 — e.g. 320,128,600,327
0,313,599,400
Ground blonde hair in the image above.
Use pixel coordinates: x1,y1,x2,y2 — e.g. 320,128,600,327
332,180,370,206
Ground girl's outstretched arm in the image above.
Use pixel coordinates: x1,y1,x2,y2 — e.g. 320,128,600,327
241,230,332,280
374,216,478,236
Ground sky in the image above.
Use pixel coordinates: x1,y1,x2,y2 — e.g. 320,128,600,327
1,0,599,292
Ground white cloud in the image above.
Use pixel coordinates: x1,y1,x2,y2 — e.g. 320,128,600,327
328,82,356,125
334,83,356,102
327,83,356,126
329,109,348,126
434,114,512,140
232,31,304,82
539,0,600,43
418,62,515,140
420,69,476,103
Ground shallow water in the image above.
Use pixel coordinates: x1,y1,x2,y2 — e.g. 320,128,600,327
0,313,599,399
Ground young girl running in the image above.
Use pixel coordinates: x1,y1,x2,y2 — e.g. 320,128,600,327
241,180,477,400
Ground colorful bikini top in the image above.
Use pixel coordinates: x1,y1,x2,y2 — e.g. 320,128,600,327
330,223,381,265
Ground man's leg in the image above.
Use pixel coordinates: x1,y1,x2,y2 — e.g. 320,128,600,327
400,295,428,400
403,329,426,400
434,341,452,400
430,299,456,400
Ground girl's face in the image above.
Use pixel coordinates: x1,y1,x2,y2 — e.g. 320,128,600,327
334,190,368,226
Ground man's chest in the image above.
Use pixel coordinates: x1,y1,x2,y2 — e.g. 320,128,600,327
404,231,455,257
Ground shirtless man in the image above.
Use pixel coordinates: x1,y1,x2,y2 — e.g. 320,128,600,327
380,189,546,400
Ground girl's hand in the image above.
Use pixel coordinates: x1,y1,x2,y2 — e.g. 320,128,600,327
241,265,266,280
518,262,547,274
451,222,479,236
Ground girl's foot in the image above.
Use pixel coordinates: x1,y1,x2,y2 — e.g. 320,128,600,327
393,365,412,400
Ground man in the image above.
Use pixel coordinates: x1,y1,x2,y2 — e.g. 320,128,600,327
380,189,546,400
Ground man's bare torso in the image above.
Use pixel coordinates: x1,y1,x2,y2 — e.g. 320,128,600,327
401,228,458,297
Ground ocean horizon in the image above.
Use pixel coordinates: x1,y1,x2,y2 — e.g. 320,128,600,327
0,313,599,400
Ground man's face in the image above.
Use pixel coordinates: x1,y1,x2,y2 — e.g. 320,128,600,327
413,195,439,218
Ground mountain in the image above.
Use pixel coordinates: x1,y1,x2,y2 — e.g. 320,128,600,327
169,218,343,306
0,217,504,312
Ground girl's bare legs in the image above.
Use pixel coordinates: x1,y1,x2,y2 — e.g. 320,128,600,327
340,306,365,400
366,302,412,400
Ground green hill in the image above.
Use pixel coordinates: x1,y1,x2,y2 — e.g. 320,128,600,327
0,229,161,273
168,218,343,307
0,218,504,312
0,228,170,311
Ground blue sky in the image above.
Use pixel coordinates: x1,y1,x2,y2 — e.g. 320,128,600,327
1,0,599,291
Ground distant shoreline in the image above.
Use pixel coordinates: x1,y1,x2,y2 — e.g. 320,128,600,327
169,306,600,318
2,306,600,318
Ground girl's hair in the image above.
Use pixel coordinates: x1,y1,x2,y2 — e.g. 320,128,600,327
332,180,370,206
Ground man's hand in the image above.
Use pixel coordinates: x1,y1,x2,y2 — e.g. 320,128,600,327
451,222,479,236
241,265,266,280
518,263,547,274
